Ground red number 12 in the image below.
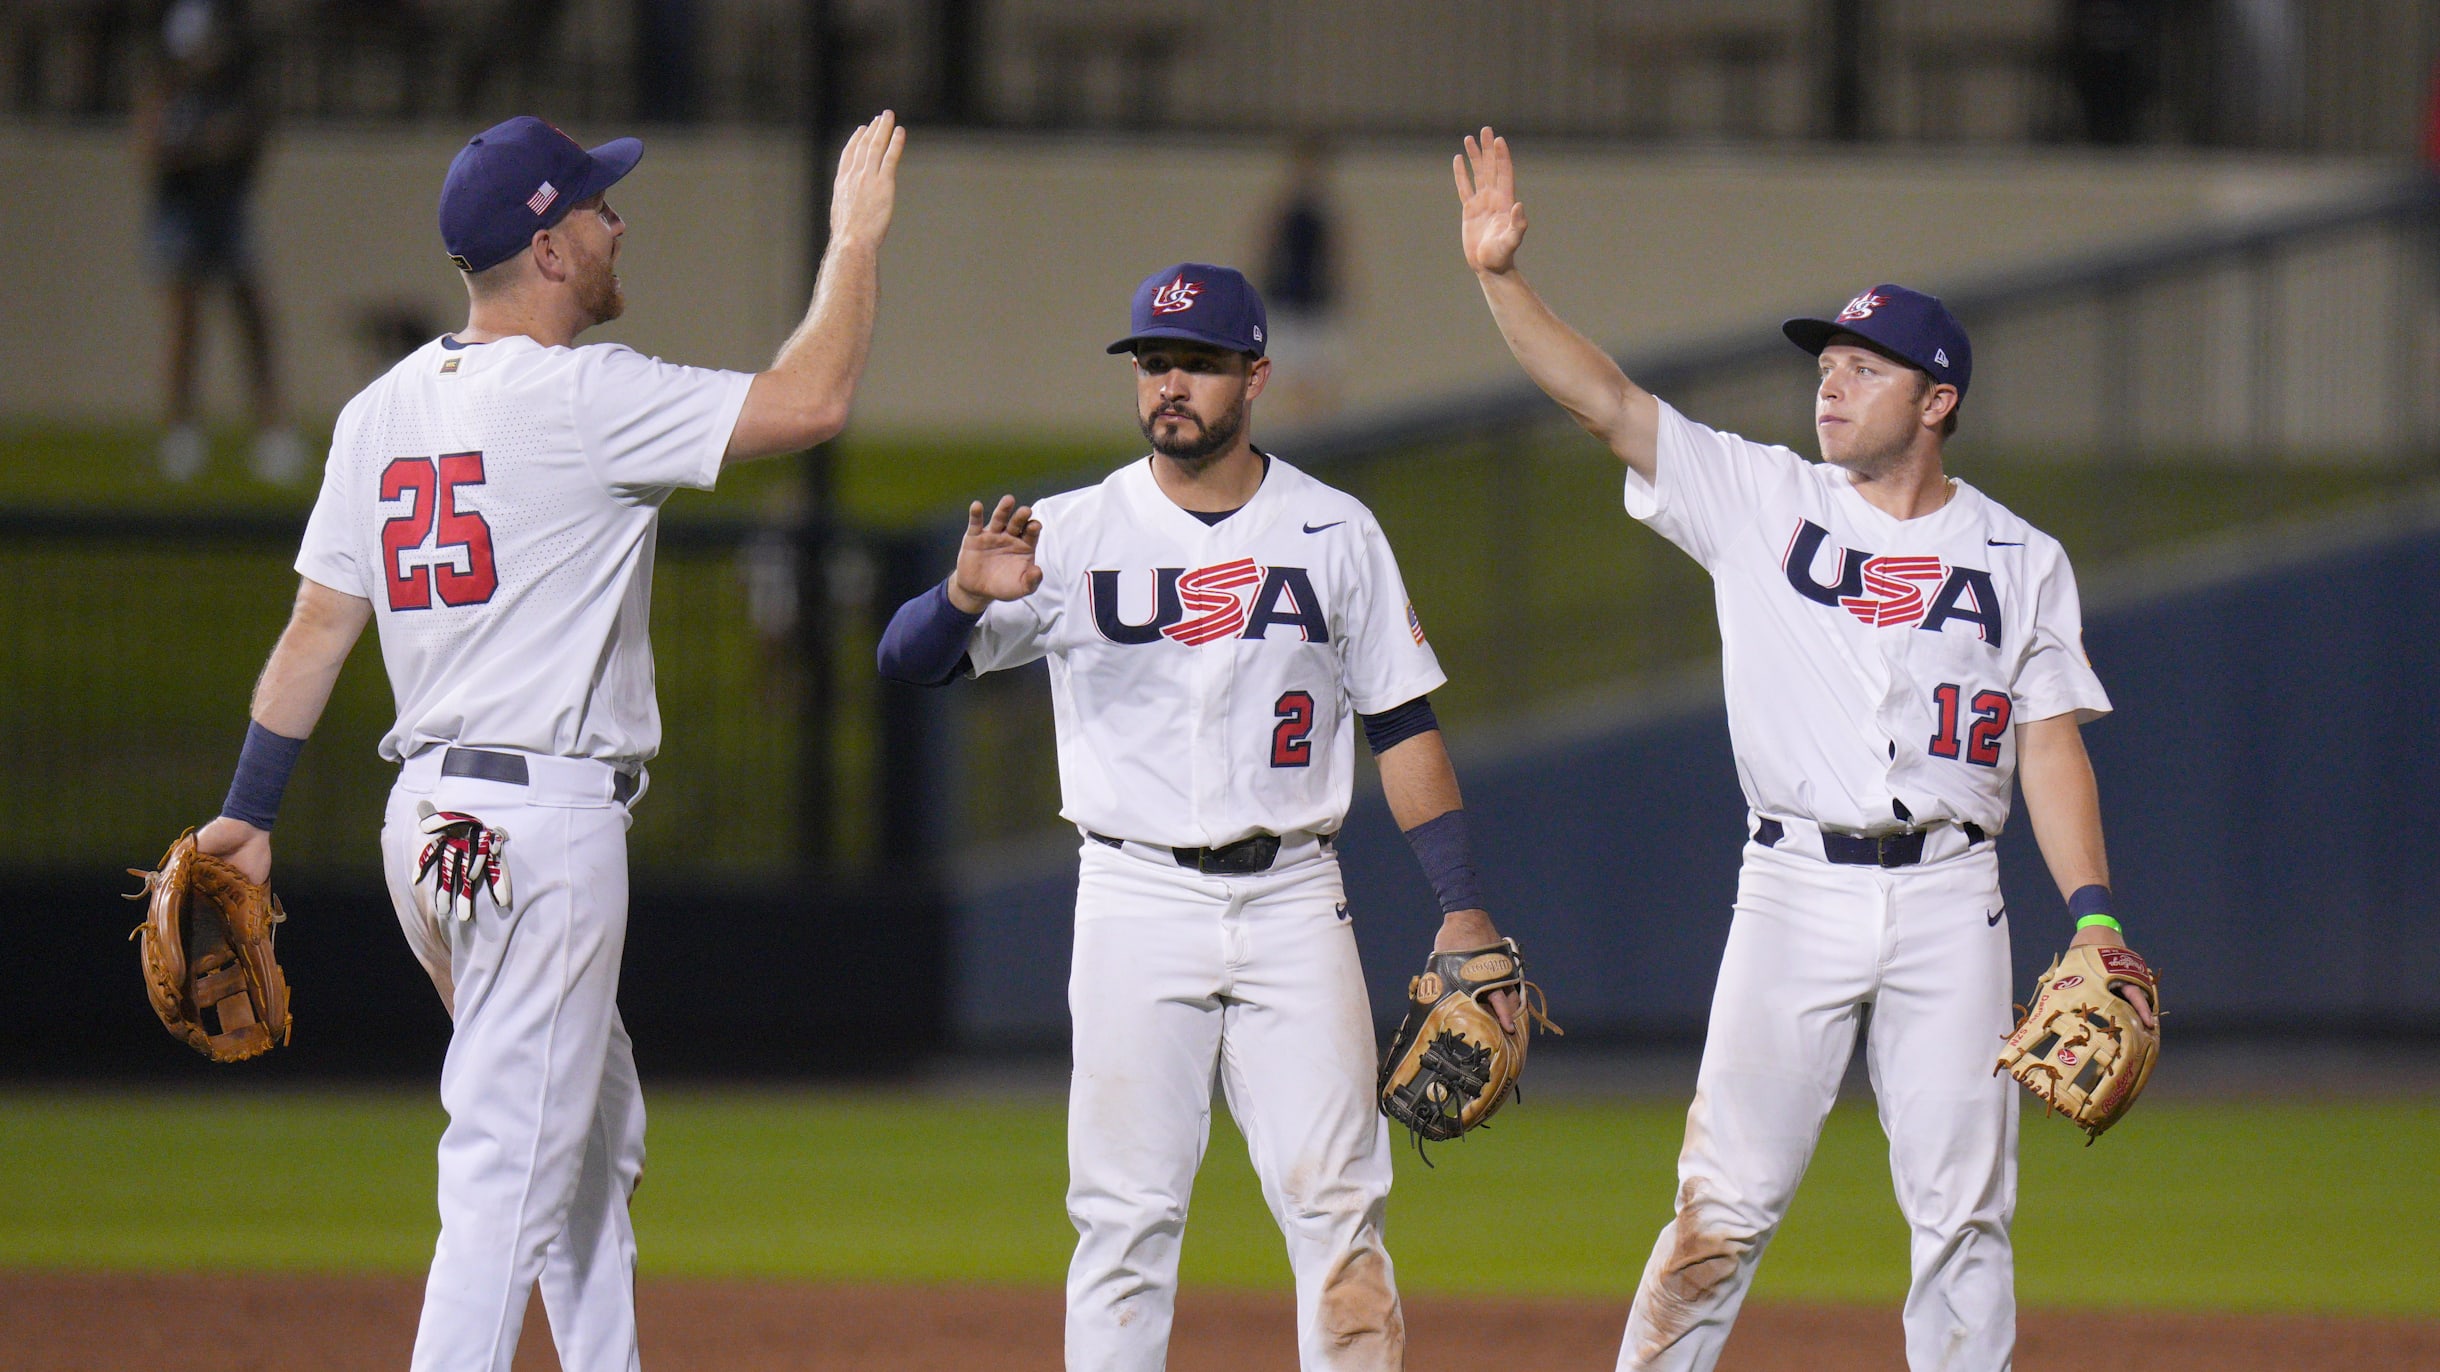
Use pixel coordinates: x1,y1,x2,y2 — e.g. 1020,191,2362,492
1929,683,2010,768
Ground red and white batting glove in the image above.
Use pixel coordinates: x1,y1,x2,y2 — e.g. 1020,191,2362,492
415,801,512,921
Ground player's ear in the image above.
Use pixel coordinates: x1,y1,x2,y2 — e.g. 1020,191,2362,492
1245,355,1272,401
1921,382,1958,430
528,227,570,284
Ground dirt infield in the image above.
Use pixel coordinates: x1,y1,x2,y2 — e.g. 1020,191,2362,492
6,1271,2436,1370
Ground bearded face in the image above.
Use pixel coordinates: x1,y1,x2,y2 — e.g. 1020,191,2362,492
568,229,625,326
1139,382,1248,469
1134,343,1260,471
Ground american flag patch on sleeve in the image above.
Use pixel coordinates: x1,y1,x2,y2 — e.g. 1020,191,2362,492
526,181,559,215
1406,601,1426,644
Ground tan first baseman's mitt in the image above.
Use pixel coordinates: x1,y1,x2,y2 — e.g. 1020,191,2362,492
127,831,292,1062
1378,938,1558,1149
1996,943,2159,1142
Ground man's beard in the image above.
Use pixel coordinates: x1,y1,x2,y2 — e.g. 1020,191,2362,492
1823,422,1909,480
572,245,625,325
1140,393,1245,470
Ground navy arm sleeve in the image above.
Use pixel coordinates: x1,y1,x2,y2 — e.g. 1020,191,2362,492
876,581,983,687
1359,694,1438,754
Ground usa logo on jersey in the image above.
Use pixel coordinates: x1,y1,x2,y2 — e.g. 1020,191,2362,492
1090,560,1330,645
1781,519,2003,645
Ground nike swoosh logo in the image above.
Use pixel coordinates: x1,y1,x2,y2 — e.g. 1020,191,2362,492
1987,906,2006,927
1303,521,1345,534
1987,539,2025,547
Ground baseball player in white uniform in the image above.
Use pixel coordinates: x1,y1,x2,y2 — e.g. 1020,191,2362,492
191,110,907,1371
1451,131,2157,1370
879,263,1516,1372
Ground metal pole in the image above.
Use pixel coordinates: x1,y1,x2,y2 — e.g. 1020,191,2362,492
798,0,845,873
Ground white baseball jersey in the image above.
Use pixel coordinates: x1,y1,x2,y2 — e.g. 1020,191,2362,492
1629,400,2110,836
297,335,752,766
966,455,1446,849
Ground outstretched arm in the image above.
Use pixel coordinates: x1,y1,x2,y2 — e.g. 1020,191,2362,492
1456,127,1659,479
195,577,375,883
2017,712,2153,1025
727,111,909,463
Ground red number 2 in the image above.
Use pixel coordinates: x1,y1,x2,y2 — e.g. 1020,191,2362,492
1272,690,1316,768
379,453,498,612
1928,683,2010,768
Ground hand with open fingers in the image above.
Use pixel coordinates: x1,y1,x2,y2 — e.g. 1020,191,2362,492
829,110,907,248
1454,126,1529,276
949,495,1044,612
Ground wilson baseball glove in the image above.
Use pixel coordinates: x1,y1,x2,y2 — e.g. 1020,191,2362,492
1996,943,2160,1142
1378,938,1558,1151
126,831,292,1062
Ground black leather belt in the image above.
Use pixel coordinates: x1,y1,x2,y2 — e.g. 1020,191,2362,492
1087,830,1328,875
1754,817,1986,868
441,746,638,803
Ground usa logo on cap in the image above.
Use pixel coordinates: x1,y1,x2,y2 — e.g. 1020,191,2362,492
1151,275,1200,314
1835,291,1885,323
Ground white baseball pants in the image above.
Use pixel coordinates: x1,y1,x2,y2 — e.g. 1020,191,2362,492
383,752,647,1372
1065,838,1405,1372
1619,839,2018,1372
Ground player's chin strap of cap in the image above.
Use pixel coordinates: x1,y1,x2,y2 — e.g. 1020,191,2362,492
1754,815,1987,868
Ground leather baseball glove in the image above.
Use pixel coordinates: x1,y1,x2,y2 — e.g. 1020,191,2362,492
1996,943,2160,1142
126,830,292,1062
1378,938,1558,1151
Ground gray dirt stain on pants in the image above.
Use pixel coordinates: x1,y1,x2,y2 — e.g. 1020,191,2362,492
1319,1245,1404,1369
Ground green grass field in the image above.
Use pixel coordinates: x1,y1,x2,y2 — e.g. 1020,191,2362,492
4,1088,2431,1314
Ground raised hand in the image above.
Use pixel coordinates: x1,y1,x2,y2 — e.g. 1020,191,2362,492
947,495,1044,612
830,110,907,249
1453,126,1528,276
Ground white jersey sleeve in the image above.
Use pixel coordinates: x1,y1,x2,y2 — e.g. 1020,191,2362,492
1335,513,1448,714
1625,399,1809,567
2013,539,2111,724
296,395,373,598
570,345,754,504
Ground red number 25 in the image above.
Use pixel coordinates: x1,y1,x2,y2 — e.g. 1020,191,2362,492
379,452,498,611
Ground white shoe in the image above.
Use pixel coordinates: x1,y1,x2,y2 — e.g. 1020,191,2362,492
158,424,207,483
250,426,309,485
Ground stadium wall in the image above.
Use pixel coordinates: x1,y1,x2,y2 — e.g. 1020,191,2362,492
0,125,2389,437
951,496,2440,1042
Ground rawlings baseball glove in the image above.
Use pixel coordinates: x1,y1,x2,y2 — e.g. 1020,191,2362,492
126,830,292,1062
1378,938,1558,1151
1996,943,2160,1142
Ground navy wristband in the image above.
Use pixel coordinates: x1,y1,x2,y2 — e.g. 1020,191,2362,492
2066,884,2112,920
1403,808,1485,915
221,720,307,830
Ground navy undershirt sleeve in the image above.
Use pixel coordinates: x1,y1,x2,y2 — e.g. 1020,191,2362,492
1359,694,1439,754
876,580,983,687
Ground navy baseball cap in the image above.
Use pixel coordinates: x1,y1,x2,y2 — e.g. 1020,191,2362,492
1783,284,1972,397
1107,263,1268,358
439,116,642,274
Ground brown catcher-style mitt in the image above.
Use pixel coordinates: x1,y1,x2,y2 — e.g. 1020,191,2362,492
127,831,292,1062
1996,943,2159,1142
1378,938,1558,1150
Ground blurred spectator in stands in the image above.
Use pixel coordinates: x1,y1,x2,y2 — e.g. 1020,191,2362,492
1258,135,1345,422
136,0,303,483
2063,0,2161,145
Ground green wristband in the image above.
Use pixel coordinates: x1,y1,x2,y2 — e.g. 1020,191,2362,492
2075,912,2123,933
